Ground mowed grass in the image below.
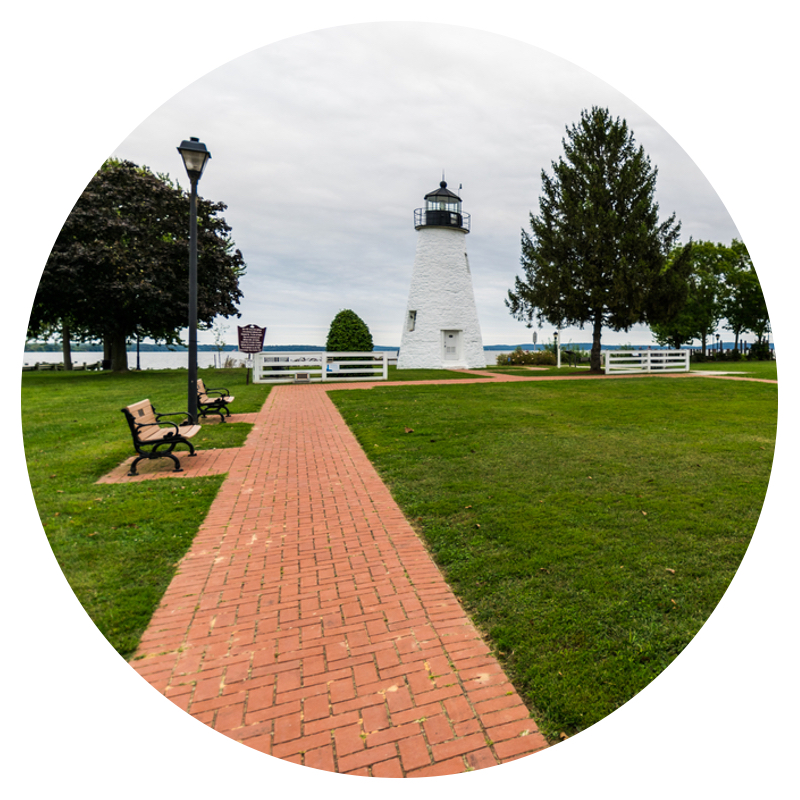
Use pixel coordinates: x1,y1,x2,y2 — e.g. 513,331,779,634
329,375,776,739
383,365,481,381
690,360,777,380
21,367,270,659
484,358,778,381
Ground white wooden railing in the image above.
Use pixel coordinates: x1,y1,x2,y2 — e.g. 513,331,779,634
253,351,391,384
604,349,690,374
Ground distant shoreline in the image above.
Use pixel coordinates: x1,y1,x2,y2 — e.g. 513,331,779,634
23,341,769,353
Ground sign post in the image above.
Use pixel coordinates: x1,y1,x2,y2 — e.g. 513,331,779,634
554,329,561,369
237,325,266,384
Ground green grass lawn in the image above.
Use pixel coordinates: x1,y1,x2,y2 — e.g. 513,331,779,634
384,365,485,382
329,375,776,739
21,367,270,658
484,359,778,381
689,360,778,380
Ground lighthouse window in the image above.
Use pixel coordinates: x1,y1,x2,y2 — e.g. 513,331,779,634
407,310,417,331
427,198,460,212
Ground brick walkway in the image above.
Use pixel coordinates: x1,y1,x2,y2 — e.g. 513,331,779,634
128,380,549,777
124,368,774,776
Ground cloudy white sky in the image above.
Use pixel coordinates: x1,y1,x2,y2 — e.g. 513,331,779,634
110,22,740,349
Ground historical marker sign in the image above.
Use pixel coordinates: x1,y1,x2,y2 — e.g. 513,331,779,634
238,324,266,354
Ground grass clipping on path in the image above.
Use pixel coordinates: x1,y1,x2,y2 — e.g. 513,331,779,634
22,367,269,659
330,376,776,739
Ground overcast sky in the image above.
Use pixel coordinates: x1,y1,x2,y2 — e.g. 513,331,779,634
110,22,740,349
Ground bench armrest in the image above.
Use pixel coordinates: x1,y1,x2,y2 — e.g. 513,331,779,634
154,411,191,421
135,419,179,433
199,386,229,396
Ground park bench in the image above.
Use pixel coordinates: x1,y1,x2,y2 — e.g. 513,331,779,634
196,378,234,422
121,399,200,476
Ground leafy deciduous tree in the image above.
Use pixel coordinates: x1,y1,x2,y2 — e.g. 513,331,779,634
29,159,245,370
722,239,769,350
651,239,770,356
650,241,731,353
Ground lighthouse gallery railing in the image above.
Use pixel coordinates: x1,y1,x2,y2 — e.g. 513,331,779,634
414,208,471,231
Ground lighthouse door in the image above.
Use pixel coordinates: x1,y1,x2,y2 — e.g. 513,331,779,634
442,330,462,362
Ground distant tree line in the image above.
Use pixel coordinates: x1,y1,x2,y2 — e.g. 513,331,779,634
28,159,245,371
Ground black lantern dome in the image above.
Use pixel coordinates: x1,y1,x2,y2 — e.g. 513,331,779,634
414,180,470,232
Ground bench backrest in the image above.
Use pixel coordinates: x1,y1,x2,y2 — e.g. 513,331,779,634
124,399,157,431
196,379,207,396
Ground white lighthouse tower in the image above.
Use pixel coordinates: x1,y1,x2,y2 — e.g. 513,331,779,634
397,180,485,370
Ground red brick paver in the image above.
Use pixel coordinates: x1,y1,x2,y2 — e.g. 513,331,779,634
129,382,548,775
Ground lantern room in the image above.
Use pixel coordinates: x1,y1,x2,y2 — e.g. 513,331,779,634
414,180,471,232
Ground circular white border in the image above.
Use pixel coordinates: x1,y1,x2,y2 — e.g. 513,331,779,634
5,3,796,798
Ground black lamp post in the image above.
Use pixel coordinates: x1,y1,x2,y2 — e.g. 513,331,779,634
177,137,211,424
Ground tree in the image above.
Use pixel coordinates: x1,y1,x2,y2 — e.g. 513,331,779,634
325,309,373,352
506,107,692,372
325,309,373,377
651,239,770,356
721,239,769,351
29,159,245,370
650,241,731,353
211,320,229,368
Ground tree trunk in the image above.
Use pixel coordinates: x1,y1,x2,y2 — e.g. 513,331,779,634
61,321,73,370
589,313,603,373
110,329,129,372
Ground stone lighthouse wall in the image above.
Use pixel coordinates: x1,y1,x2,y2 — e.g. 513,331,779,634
397,226,486,370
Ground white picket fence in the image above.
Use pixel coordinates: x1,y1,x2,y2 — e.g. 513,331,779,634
253,351,391,384
604,349,690,374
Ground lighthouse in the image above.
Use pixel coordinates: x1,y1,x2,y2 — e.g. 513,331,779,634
397,180,486,370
